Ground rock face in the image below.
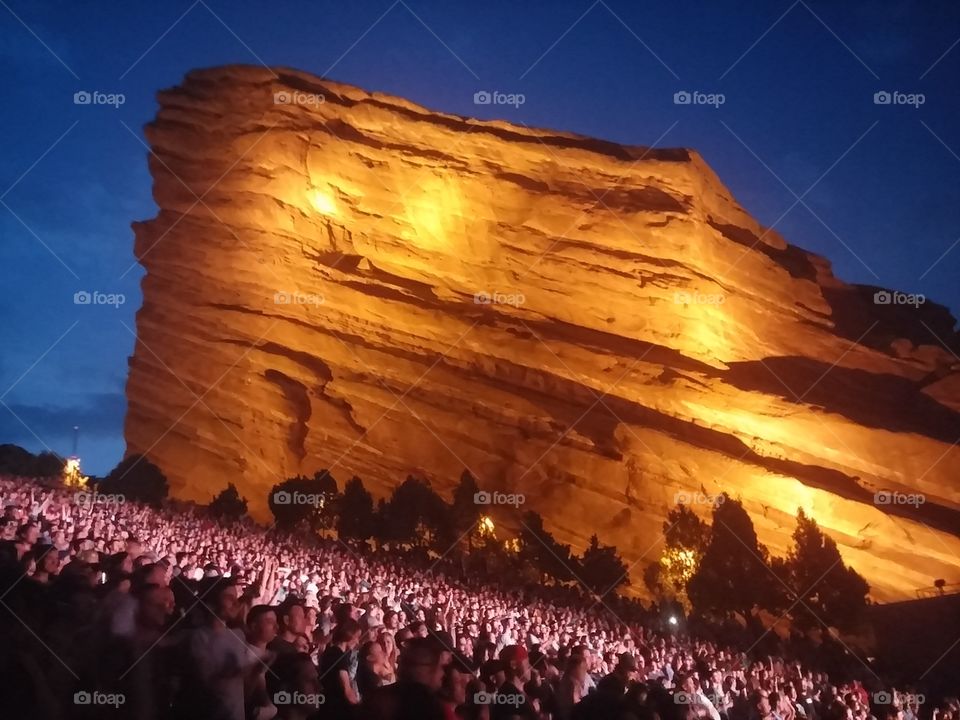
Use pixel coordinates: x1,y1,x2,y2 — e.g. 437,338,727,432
126,65,960,602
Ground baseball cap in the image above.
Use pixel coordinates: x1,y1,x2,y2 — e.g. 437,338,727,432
499,645,529,664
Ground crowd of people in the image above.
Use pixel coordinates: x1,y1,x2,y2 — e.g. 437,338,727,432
0,474,956,720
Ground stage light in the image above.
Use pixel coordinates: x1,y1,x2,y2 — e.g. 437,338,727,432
668,615,678,626
63,456,88,488
478,515,496,539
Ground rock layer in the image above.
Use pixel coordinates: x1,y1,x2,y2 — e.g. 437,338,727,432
126,65,960,601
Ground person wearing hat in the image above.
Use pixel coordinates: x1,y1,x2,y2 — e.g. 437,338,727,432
490,644,538,719
439,650,475,720
610,652,639,686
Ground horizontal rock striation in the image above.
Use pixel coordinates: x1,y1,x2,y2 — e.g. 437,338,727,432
126,65,960,601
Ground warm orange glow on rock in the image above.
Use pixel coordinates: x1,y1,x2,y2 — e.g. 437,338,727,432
126,66,960,602
308,188,338,217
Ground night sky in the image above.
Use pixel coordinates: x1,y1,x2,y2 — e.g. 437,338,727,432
1,0,958,474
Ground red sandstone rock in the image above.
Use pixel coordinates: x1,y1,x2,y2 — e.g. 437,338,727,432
126,65,960,601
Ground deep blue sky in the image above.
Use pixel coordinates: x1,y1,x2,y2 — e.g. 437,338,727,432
1,0,958,474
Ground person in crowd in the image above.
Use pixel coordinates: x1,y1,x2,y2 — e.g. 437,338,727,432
269,597,308,656
319,617,362,717
267,651,323,720
439,650,475,720
555,654,589,719
365,637,446,720
179,577,264,720
358,639,390,699
0,475,955,720
491,645,537,719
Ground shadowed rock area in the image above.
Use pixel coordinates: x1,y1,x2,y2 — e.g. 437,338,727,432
126,65,960,601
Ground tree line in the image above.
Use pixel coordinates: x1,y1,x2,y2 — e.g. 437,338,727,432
644,496,870,633
250,470,632,598
2,443,869,631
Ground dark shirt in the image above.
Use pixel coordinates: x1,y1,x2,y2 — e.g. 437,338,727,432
357,661,383,701
266,636,297,657
490,681,537,720
320,643,354,712
364,681,445,720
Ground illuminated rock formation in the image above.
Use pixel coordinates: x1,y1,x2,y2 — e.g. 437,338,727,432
126,65,960,601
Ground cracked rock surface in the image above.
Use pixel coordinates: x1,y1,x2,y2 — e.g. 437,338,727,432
127,65,960,600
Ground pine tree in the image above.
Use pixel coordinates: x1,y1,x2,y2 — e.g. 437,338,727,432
518,511,576,584
99,455,168,506
267,470,339,531
209,483,248,520
578,534,629,597
778,508,869,631
336,476,377,543
378,475,449,550
687,494,781,622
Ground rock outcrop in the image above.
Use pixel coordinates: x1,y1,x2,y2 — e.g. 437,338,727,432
126,65,960,601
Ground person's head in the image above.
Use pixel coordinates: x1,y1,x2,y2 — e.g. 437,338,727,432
36,546,60,575
17,523,40,545
500,645,531,683
132,562,167,591
396,627,415,647
126,537,143,558
441,652,474,706
480,659,506,688
572,644,593,670
379,629,398,656
334,601,359,624
753,689,772,717
399,637,445,691
383,609,399,630
427,630,455,668
293,634,310,653
278,599,307,637
566,654,588,682
615,652,638,682
205,578,239,624
136,583,175,630
360,640,385,669
23,554,45,583
247,604,278,645
332,617,362,650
